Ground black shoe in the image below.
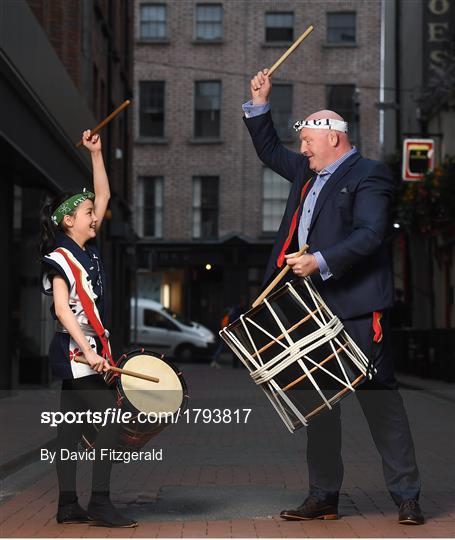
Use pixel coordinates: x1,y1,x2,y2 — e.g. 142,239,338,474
398,499,425,525
56,501,91,524
87,496,138,528
280,494,339,521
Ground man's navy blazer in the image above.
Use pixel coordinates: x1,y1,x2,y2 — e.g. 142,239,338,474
244,111,396,320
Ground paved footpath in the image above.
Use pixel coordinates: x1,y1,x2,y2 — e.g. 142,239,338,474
0,364,454,538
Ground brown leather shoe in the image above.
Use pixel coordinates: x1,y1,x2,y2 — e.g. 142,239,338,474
398,499,425,525
280,495,339,521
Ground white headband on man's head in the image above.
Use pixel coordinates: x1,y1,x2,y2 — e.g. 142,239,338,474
293,118,348,133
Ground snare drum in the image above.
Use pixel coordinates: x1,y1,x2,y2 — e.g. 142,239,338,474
83,349,188,450
220,279,371,432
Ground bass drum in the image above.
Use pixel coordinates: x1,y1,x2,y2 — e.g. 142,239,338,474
82,348,188,450
220,279,370,432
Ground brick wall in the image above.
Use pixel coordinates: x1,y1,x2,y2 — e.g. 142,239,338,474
27,0,82,88
27,0,134,204
134,0,382,242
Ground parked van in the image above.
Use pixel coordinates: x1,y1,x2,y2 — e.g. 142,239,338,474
130,298,215,361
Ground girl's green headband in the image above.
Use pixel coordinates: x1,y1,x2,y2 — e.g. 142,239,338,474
51,189,95,226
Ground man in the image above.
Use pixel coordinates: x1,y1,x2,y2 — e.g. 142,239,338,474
242,69,423,525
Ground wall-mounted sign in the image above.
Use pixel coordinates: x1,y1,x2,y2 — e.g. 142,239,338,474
423,0,454,85
402,139,435,181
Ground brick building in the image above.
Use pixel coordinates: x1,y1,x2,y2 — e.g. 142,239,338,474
133,0,383,334
0,0,133,389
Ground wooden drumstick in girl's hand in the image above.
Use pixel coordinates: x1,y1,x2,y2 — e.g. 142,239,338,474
75,100,131,148
75,356,160,383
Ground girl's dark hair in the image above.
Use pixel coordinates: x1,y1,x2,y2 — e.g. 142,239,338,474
40,192,76,257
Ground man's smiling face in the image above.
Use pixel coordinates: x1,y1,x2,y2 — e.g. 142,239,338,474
299,128,334,173
298,110,351,172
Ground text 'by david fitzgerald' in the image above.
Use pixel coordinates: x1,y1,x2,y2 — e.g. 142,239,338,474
41,448,163,464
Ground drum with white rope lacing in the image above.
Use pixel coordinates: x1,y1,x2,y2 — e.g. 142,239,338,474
220,278,371,432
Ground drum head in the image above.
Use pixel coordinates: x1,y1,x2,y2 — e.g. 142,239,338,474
120,354,183,415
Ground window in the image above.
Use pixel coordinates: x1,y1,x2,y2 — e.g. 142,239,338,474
138,176,163,237
92,64,99,119
13,186,22,234
265,12,294,43
327,12,356,44
262,169,291,232
139,4,167,40
326,85,358,146
194,81,221,138
100,80,106,119
144,309,177,330
270,84,293,139
139,81,165,137
192,176,219,239
195,4,223,41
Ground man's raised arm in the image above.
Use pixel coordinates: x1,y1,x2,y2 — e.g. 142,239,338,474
242,69,307,182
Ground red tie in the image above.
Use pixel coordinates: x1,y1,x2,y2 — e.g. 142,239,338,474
277,177,312,268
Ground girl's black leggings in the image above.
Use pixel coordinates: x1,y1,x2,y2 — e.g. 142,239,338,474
57,374,121,501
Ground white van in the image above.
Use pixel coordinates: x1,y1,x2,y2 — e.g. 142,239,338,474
130,298,215,361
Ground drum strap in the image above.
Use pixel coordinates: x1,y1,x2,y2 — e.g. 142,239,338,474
367,311,383,378
277,177,313,268
372,311,383,343
55,248,115,366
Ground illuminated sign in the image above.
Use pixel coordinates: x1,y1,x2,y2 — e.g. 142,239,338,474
402,139,435,181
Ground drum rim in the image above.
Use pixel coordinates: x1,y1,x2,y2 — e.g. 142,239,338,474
115,348,189,414
226,278,310,331
83,348,188,450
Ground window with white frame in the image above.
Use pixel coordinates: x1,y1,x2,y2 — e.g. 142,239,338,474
139,4,167,40
262,169,291,232
192,176,219,239
137,176,163,237
265,12,294,43
195,4,223,41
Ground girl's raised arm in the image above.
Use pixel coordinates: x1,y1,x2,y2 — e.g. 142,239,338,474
82,129,111,232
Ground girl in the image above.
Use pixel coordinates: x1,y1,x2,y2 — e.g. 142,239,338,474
40,131,137,528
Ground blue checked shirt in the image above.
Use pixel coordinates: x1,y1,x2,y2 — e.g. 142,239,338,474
243,100,357,281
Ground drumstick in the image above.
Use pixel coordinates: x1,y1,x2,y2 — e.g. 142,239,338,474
75,100,131,148
267,26,314,77
75,356,160,383
252,244,308,308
